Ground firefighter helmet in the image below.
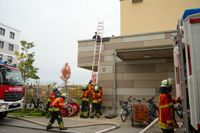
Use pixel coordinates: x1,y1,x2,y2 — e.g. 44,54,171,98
53,87,58,92
61,93,66,98
161,78,174,87
94,85,99,92
82,84,87,91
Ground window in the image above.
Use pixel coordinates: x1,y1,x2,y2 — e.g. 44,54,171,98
8,44,14,51
7,56,13,63
0,41,4,49
0,28,5,36
10,32,15,39
0,54,3,61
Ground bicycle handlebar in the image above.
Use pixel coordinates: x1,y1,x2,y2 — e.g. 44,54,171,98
127,96,132,101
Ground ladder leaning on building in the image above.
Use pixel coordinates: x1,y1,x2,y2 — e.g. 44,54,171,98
91,20,104,84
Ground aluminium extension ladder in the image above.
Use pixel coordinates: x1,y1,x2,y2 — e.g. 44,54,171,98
91,20,104,84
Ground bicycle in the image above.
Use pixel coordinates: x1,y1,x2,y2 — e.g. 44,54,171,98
119,96,133,122
146,97,158,123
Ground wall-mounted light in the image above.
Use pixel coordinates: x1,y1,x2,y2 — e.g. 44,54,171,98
144,54,151,58
132,0,143,3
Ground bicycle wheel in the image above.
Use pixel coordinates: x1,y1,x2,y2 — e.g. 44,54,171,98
120,109,128,122
131,117,135,127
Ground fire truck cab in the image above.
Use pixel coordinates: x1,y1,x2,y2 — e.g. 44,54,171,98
0,61,24,119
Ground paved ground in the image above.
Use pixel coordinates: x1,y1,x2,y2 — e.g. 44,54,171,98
6,115,184,133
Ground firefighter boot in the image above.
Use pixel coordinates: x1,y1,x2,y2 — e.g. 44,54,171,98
59,122,66,130
46,123,53,130
90,112,94,118
85,111,89,118
80,112,84,118
96,113,101,118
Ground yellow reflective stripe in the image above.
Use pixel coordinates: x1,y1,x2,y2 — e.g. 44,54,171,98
93,100,98,103
159,103,173,109
51,98,59,106
159,121,170,129
82,98,89,101
47,98,50,102
166,120,173,124
48,107,60,111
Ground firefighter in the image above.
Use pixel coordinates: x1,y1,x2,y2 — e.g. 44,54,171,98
46,87,61,112
80,84,90,118
88,80,95,93
158,78,182,133
46,93,66,130
90,85,101,118
98,84,103,116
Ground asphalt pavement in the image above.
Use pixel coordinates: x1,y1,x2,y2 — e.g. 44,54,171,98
2,115,185,133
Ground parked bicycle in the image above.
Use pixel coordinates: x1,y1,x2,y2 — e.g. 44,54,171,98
146,97,158,122
119,96,133,122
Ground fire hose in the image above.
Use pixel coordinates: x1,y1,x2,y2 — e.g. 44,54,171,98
5,115,120,133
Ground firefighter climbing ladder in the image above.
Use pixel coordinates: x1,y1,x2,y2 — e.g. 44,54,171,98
91,20,104,84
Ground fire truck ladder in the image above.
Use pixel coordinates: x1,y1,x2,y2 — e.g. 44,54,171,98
91,20,104,84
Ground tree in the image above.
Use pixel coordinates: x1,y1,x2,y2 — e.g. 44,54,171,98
60,63,71,93
15,40,39,83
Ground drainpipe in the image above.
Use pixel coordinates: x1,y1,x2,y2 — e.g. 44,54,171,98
112,51,117,115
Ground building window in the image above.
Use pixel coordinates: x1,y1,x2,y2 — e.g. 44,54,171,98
9,44,14,51
0,28,5,36
0,54,3,61
7,56,13,63
0,41,4,49
10,32,15,39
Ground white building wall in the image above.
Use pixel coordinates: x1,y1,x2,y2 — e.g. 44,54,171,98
0,23,20,64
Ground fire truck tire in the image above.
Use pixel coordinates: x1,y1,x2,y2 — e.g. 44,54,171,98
0,112,7,119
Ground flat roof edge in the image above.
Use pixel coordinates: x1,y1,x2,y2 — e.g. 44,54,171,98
78,30,176,43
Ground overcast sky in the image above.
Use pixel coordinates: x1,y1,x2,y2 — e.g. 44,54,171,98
0,0,120,85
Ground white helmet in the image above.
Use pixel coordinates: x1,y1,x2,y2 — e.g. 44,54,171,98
161,78,174,87
61,93,66,98
94,85,99,92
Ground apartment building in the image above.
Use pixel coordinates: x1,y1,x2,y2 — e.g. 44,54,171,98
77,0,200,111
0,23,20,64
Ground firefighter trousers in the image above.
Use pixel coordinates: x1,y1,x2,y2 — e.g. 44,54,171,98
161,129,174,133
48,110,64,129
91,103,100,117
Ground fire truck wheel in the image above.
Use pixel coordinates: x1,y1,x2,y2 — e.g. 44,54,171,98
0,112,7,119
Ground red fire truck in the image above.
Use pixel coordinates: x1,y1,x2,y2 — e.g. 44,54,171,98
0,61,25,119
174,8,200,132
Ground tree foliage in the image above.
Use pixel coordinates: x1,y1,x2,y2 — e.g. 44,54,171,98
15,40,39,83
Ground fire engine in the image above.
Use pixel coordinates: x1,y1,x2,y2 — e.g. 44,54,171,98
0,61,24,119
174,8,200,132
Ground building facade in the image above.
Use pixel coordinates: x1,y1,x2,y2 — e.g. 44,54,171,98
120,0,200,35
0,23,20,64
78,1,200,112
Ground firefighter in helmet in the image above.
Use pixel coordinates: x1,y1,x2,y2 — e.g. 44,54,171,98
158,78,182,133
80,84,90,118
46,87,61,112
90,85,102,118
47,93,66,130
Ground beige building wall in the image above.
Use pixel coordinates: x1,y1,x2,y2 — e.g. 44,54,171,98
78,1,200,111
78,31,175,108
120,0,200,35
